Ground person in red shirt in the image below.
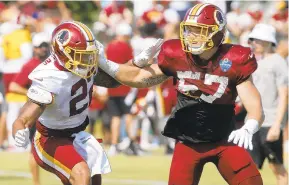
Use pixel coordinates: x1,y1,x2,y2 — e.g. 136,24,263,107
105,23,139,155
9,32,50,185
88,86,110,145
139,1,167,28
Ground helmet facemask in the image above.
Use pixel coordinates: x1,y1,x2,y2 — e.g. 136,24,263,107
180,22,219,55
57,39,98,79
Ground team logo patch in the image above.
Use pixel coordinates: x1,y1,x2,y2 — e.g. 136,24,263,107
219,58,232,72
214,10,225,26
57,29,71,45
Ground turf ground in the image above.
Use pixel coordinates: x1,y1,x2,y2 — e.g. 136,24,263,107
0,148,285,185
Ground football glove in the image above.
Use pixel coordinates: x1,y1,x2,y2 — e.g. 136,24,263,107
228,119,259,150
133,38,164,68
14,128,30,148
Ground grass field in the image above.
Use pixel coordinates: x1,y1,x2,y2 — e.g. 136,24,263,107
0,148,284,185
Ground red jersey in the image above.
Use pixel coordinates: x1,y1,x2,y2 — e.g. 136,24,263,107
157,39,257,143
106,40,133,97
158,39,257,104
12,57,41,88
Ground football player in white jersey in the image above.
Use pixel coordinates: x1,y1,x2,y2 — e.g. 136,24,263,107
12,21,162,185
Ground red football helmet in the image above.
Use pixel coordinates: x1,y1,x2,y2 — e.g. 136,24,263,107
180,3,227,55
51,21,98,78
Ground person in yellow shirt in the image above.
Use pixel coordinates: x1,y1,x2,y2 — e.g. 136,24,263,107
0,21,33,149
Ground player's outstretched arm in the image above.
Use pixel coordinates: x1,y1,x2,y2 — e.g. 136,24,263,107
100,60,169,88
228,77,264,150
93,68,121,88
94,39,164,88
12,100,46,148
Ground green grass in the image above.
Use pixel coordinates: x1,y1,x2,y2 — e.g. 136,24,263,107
0,149,283,185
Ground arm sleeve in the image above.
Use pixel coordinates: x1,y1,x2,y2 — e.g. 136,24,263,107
274,56,288,87
236,51,257,85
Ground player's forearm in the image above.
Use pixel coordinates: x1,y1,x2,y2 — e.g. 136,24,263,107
245,102,264,126
12,118,28,138
237,78,264,126
12,100,46,137
9,82,28,95
115,64,168,88
100,58,168,88
274,86,288,126
243,87,264,125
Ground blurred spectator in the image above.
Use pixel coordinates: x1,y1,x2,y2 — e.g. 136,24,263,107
247,3,263,22
16,2,71,36
276,39,289,59
163,7,180,41
0,99,7,150
131,23,160,56
155,79,177,154
168,1,192,20
133,0,153,18
98,1,133,36
270,1,288,40
238,13,256,47
226,1,242,41
0,14,33,148
248,23,288,185
8,31,50,185
0,3,21,23
138,1,166,28
105,23,138,155
88,86,110,145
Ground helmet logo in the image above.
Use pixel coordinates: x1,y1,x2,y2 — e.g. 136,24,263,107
57,29,71,46
214,10,225,27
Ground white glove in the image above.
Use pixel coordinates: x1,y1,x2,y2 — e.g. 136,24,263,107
133,38,164,68
228,119,259,150
14,128,30,148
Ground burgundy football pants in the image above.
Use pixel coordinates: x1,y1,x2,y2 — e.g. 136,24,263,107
169,141,263,185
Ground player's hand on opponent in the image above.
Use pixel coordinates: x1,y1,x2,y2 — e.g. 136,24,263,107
228,119,259,150
14,128,30,148
133,38,164,68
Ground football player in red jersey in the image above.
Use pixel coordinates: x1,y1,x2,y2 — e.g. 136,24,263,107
97,3,264,185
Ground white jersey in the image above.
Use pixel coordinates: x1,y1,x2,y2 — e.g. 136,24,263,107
28,55,94,130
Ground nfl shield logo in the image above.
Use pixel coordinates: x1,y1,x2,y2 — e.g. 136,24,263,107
219,58,232,72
